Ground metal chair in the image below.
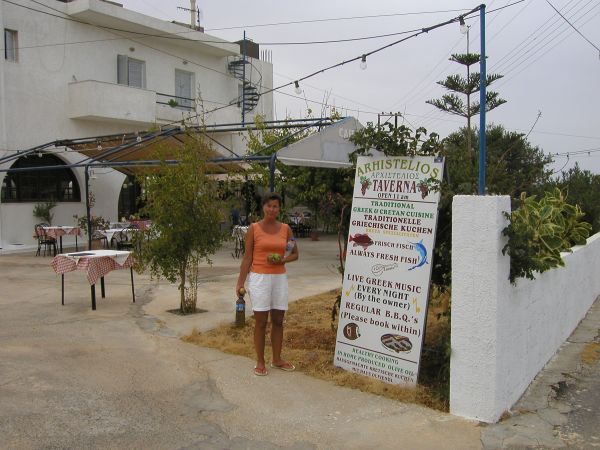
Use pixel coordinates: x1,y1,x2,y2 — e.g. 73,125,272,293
114,227,137,250
91,230,109,249
34,223,56,256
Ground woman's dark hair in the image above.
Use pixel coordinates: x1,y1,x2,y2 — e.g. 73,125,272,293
261,192,282,207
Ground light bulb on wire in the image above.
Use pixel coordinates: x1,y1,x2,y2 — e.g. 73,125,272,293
459,16,468,35
294,81,302,95
360,55,367,70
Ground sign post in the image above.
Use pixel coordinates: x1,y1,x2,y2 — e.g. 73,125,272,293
334,155,444,385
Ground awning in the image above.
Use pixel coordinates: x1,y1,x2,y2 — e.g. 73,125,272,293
276,117,364,168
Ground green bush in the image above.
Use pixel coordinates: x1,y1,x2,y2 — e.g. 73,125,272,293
502,188,591,283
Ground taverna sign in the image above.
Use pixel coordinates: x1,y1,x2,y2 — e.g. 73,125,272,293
334,154,444,385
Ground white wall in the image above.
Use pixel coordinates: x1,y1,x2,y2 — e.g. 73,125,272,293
0,0,274,250
450,195,600,423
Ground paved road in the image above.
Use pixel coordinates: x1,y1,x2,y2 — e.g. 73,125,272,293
0,239,480,449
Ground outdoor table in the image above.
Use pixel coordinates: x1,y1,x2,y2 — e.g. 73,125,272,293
97,228,129,247
129,220,152,230
42,226,82,253
51,250,135,310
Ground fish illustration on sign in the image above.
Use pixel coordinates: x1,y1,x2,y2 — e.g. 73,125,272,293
408,239,428,271
349,233,374,250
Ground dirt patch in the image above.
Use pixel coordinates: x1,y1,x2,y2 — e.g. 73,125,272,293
580,342,600,366
183,288,450,411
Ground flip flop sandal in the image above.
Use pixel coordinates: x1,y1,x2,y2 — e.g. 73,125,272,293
270,362,295,372
254,366,268,376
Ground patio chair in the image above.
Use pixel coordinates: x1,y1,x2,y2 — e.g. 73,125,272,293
34,223,56,257
90,230,109,249
114,227,138,251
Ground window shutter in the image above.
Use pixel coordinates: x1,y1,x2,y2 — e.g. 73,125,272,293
175,70,193,108
117,54,128,85
128,59,145,88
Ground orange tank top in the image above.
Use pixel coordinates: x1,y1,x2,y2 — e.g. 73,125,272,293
250,223,290,274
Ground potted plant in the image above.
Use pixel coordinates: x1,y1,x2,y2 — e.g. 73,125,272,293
33,201,57,225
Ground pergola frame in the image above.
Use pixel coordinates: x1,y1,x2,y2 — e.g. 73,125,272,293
0,117,341,249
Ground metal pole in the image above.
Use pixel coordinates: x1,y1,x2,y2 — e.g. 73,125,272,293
241,30,246,125
269,153,277,193
84,166,92,249
478,4,487,195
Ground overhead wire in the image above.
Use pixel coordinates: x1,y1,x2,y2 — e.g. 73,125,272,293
546,0,600,52
496,4,600,86
204,8,475,32
492,0,591,72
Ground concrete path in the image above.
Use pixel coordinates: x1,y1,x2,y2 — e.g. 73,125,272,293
0,236,481,449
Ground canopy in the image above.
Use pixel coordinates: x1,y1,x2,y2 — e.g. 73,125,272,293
276,116,364,168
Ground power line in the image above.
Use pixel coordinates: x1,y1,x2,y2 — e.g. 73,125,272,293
260,28,420,46
492,0,592,73
1,0,521,51
496,5,600,87
204,8,474,32
546,0,600,52
170,5,486,126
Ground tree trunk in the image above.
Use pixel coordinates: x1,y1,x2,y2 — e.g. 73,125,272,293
179,263,186,314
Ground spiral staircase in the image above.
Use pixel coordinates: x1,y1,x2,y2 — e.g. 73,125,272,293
227,57,260,114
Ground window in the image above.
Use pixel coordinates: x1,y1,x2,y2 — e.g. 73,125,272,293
174,69,194,109
1,154,81,203
117,55,146,88
4,29,18,62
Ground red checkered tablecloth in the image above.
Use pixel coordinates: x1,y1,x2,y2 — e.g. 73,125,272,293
129,220,152,230
51,250,133,285
43,226,83,239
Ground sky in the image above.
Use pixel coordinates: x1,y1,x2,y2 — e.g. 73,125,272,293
116,0,600,175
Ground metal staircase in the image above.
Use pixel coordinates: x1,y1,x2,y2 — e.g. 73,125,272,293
227,58,261,114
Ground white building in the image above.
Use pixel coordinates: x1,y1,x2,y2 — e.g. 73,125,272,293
0,0,273,252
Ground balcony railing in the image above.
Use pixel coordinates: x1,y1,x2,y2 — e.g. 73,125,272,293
156,93,195,111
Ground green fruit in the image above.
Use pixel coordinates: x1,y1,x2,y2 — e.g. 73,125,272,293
268,253,281,262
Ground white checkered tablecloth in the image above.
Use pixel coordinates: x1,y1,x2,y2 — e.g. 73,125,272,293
51,250,133,285
43,226,83,239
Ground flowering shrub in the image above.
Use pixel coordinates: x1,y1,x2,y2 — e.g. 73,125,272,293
74,214,109,233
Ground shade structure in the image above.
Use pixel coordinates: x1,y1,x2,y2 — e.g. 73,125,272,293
276,117,364,168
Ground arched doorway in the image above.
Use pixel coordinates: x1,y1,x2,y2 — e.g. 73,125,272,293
1,153,81,203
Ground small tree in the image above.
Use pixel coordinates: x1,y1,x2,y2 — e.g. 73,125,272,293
427,53,506,157
134,135,227,314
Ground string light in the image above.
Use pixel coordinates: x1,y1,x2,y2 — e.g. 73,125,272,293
459,16,468,34
360,55,367,70
294,81,302,94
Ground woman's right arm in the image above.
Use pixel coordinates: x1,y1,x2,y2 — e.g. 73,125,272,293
236,224,254,295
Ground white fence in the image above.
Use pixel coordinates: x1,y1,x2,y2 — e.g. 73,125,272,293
450,195,600,423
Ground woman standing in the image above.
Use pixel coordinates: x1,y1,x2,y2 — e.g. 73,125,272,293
236,193,299,376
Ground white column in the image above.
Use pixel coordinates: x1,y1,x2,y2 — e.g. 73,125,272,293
450,195,511,422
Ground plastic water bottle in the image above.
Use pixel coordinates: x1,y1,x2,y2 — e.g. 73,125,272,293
284,237,296,258
235,287,246,328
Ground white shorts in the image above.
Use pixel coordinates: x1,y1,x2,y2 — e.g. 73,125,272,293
247,272,289,311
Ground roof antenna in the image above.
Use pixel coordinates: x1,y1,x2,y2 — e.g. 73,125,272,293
177,1,201,29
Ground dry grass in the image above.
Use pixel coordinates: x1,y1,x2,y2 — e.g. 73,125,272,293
183,288,451,411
